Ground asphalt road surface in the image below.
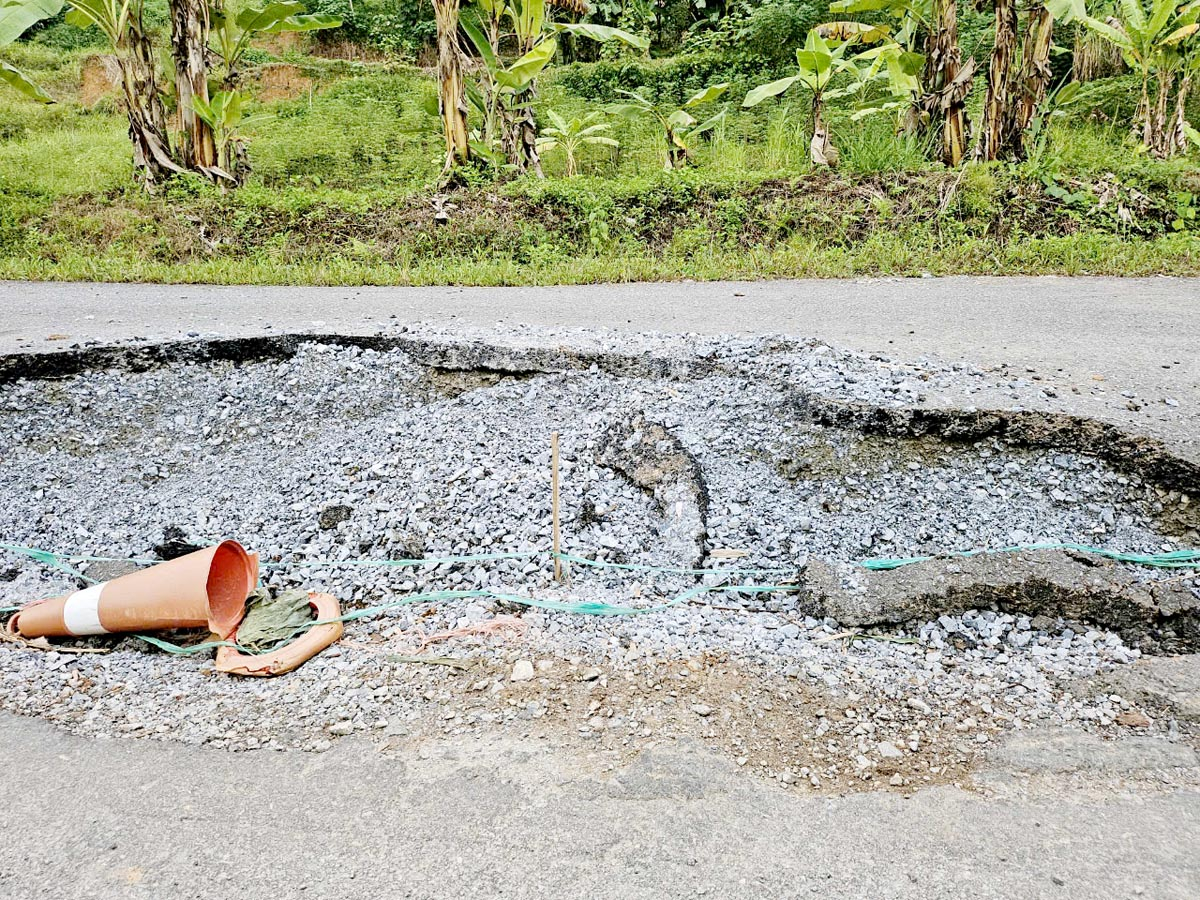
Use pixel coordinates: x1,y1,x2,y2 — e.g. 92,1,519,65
1,277,1197,408
1,712,1198,900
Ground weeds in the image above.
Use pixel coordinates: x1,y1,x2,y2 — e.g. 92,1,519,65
837,120,933,175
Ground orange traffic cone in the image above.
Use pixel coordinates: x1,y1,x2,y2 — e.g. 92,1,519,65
8,540,255,640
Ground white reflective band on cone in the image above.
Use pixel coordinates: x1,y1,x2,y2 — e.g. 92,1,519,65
62,583,109,635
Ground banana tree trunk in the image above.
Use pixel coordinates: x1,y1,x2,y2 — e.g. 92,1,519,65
170,0,216,171
976,0,1019,162
1136,71,1152,146
1150,70,1175,157
809,94,838,167
927,0,970,166
503,89,544,176
1013,5,1054,151
664,122,688,169
501,26,544,177
117,28,182,189
1169,73,1192,156
434,0,470,169
223,138,250,187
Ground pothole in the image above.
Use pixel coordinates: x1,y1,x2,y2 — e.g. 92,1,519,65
0,327,1196,766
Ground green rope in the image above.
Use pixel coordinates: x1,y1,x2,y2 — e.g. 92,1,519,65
4,539,1195,583
0,545,98,587
260,551,541,569
860,542,1200,571
4,539,1196,585
132,634,244,655
3,538,1196,658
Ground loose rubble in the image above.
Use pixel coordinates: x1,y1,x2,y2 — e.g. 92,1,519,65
1,326,1196,790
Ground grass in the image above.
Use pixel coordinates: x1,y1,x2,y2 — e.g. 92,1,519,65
1,226,1193,284
0,44,1198,285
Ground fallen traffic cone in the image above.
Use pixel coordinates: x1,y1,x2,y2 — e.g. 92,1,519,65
8,540,254,640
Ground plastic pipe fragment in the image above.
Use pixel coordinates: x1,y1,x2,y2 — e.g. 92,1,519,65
214,592,343,677
8,541,253,640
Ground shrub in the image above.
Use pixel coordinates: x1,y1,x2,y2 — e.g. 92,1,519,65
308,0,436,56
738,0,824,63
555,53,789,104
1073,75,1143,127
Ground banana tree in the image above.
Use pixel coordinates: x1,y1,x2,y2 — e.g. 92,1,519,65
192,88,269,185
62,0,184,186
1168,32,1200,154
460,0,646,175
0,0,56,102
1152,5,1199,156
434,0,469,169
171,0,215,172
1079,0,1200,155
609,82,728,169
205,2,339,181
3,0,186,184
461,10,557,174
972,0,1083,161
827,0,975,164
743,29,864,166
974,0,1020,161
535,109,617,175
1013,3,1057,139
925,0,973,164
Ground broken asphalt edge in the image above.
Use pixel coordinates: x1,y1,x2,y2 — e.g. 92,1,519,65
2,331,1195,492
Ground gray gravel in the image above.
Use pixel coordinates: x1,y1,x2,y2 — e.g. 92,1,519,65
1,325,1195,755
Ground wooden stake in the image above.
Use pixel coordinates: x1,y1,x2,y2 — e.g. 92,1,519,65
551,431,563,583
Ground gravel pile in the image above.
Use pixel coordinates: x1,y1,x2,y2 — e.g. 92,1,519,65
0,326,1194,764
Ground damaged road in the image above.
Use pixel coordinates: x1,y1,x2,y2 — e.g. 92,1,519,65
804,548,1200,652
1,280,1199,898
595,416,710,569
